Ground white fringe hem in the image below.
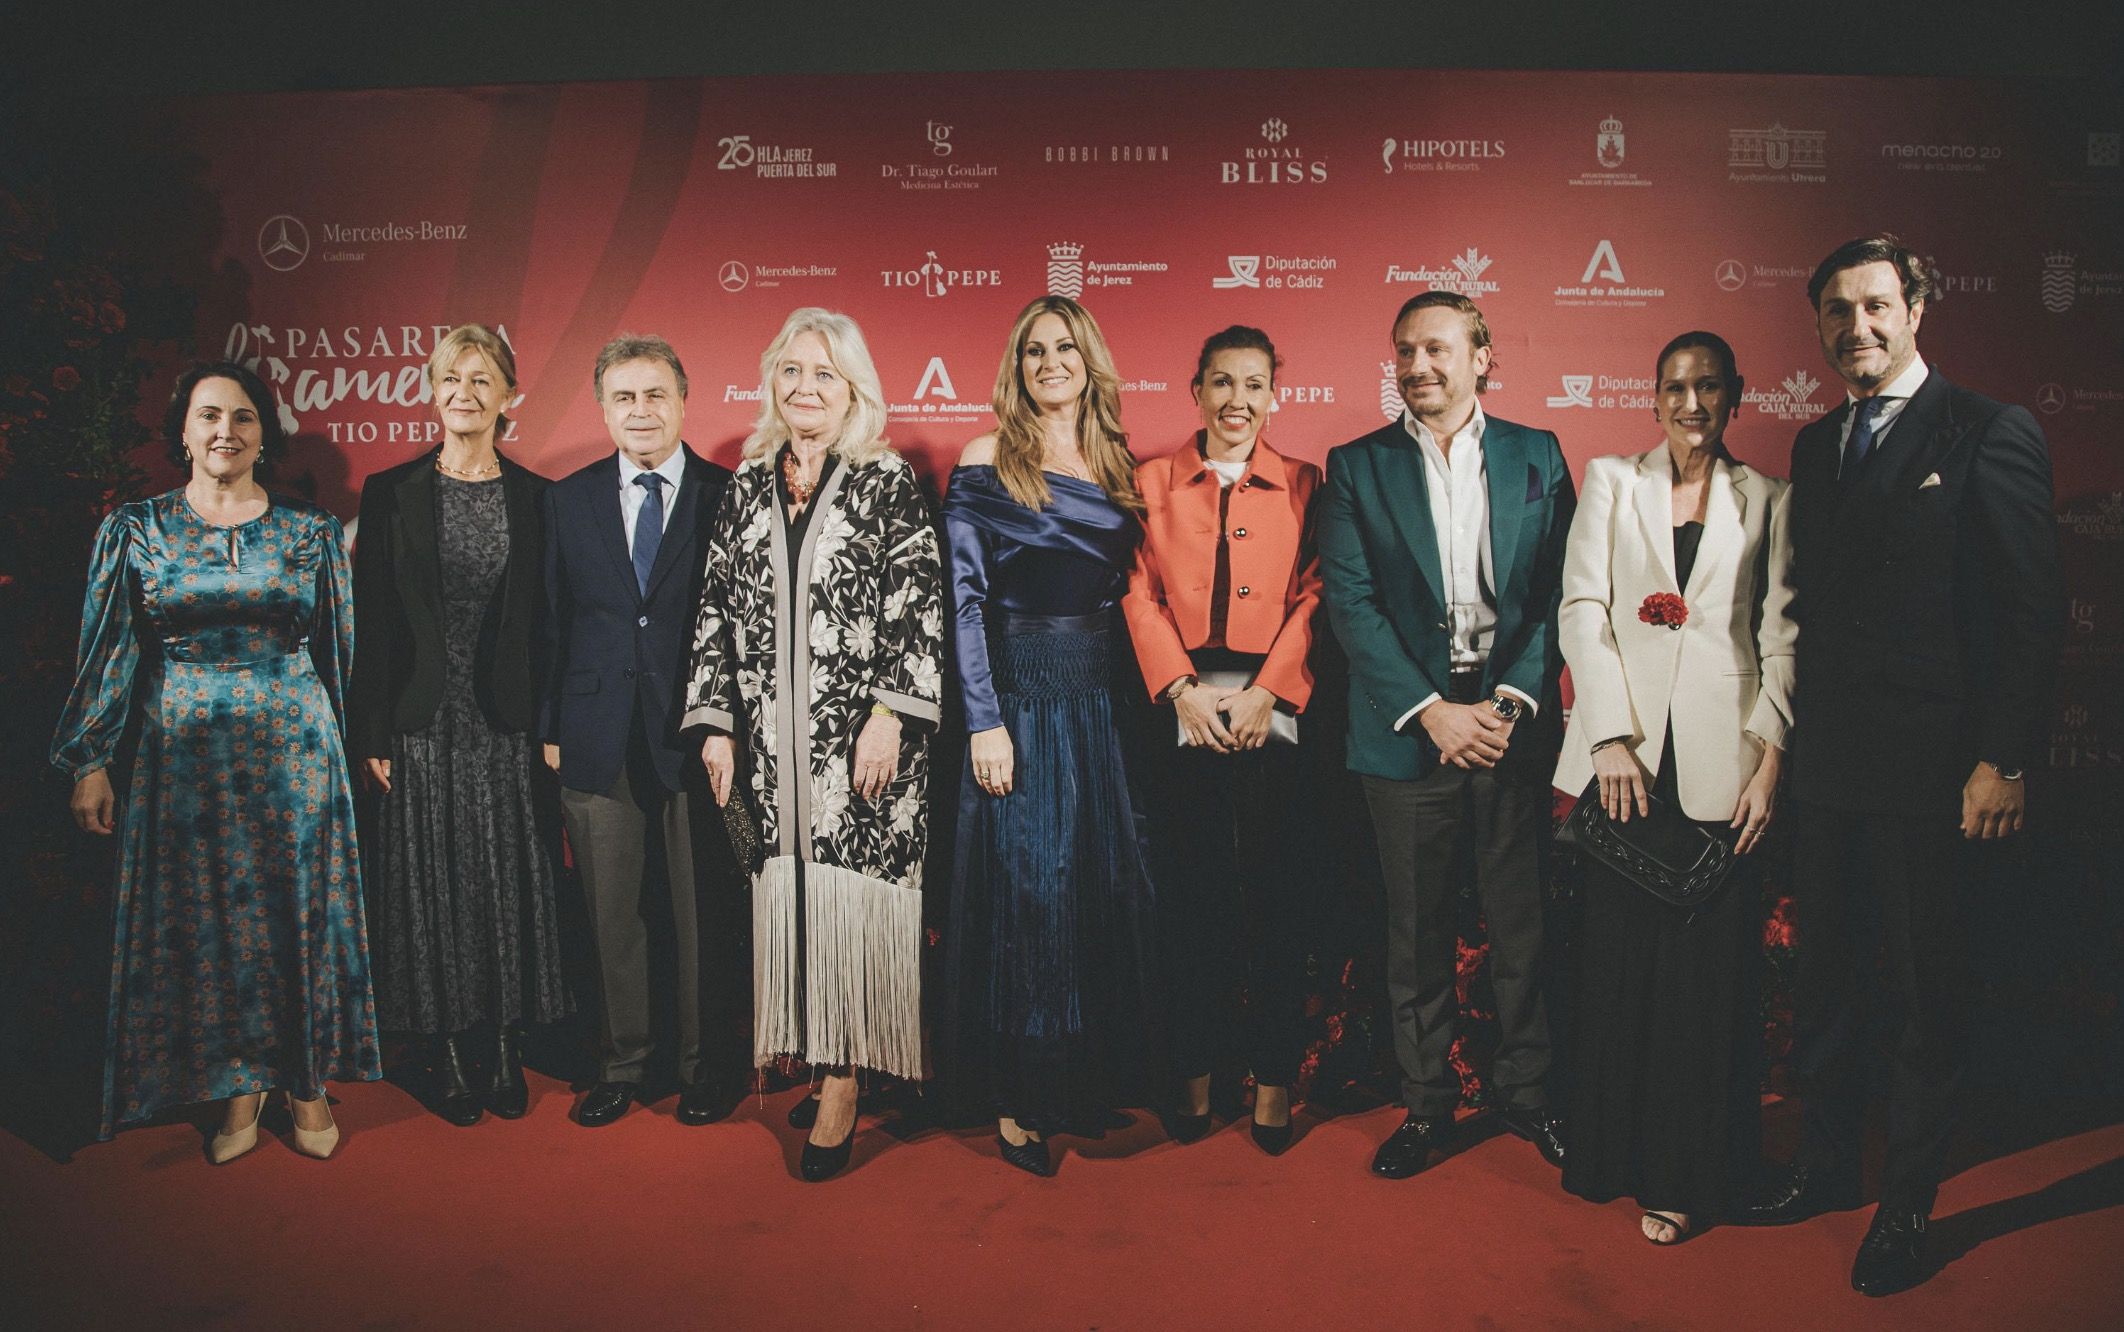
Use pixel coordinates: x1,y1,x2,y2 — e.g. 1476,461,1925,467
753,855,923,1080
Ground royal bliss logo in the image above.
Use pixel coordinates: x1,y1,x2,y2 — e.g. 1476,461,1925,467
223,321,520,443
1728,124,1827,183
883,121,999,191
716,134,837,179
1383,247,1499,297
1553,240,1666,307
1381,135,1504,174
1741,369,1827,424
1045,242,1168,298
881,249,1001,297
1210,254,1335,291
1569,117,1651,189
1221,118,1327,185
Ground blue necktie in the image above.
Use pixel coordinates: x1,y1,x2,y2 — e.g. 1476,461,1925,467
1844,395,1887,472
632,472,665,597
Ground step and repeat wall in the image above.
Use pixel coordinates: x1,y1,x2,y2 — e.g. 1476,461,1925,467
169,69,2121,776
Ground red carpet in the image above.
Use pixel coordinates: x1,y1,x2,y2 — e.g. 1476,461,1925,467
3,1077,2120,1329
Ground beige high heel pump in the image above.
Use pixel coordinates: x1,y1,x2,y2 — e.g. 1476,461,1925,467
208,1090,268,1164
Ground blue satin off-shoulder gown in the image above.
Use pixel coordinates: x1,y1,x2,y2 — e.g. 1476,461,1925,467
51,492,382,1139
939,465,1164,1129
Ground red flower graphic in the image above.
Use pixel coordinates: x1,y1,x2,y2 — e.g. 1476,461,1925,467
51,366,80,392
1638,592,1688,629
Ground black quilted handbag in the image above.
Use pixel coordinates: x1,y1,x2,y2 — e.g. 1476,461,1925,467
1557,778,1739,915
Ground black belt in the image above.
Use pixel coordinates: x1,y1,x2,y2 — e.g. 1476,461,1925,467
1446,668,1484,704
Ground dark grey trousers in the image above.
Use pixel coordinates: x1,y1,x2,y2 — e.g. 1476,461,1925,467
1362,763,1553,1117
560,761,702,1086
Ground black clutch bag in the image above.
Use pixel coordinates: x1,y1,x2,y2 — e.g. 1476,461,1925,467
1556,777,1738,914
719,775,766,877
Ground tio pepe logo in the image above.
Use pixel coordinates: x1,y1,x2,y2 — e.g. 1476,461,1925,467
258,215,310,272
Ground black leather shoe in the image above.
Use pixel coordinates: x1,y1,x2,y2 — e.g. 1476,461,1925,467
575,1081,637,1127
677,1079,734,1126
489,1027,529,1120
1498,1104,1567,1168
1730,1162,1864,1226
434,1034,485,1127
1251,1120,1294,1156
1851,1209,1929,1296
1168,1110,1212,1145
996,1132,1051,1178
1371,1113,1453,1179
787,1094,820,1129
799,1125,855,1182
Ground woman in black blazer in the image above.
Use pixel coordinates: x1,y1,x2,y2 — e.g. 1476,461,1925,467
350,323,566,1126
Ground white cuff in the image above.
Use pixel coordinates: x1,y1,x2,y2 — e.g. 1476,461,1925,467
1395,693,1443,733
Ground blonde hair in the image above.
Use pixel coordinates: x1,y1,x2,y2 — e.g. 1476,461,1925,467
743,308,890,465
426,323,519,436
989,296,1141,513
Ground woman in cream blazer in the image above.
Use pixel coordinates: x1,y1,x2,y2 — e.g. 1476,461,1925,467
1553,331,1794,1246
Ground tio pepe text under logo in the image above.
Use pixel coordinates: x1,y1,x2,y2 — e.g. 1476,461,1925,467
258,215,310,272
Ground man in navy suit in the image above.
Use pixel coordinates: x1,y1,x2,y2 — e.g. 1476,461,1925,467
544,334,734,1127
1319,291,1576,1180
1737,236,2063,1296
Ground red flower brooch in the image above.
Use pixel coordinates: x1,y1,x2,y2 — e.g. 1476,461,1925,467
1638,592,1688,630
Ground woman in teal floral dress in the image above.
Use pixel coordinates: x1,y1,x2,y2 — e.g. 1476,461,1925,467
52,362,381,1160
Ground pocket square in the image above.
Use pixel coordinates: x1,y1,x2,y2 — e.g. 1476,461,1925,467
1526,463,1544,503
1918,472,1943,490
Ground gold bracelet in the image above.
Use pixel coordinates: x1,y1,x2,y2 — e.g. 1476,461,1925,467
870,702,896,718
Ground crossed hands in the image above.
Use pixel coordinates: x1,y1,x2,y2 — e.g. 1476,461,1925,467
1175,682,1279,752
1420,700,1514,770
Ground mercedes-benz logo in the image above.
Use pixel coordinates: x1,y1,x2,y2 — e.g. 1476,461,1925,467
258,215,310,272
1714,258,1746,292
719,261,750,293
2037,382,2068,415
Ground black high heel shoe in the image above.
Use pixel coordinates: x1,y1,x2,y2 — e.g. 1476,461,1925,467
489,1026,528,1120
787,1093,820,1129
434,1033,485,1127
1250,1120,1294,1155
995,1131,1051,1177
799,1124,856,1182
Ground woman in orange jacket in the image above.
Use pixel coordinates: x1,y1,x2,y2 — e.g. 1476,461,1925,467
1122,325,1323,1154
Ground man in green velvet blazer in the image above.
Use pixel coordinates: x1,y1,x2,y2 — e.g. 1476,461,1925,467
1319,291,1575,1181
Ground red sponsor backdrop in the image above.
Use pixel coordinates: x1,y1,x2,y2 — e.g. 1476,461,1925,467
161,70,2122,772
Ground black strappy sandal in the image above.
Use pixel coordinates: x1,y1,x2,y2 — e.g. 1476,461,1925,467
1641,1211,1693,1245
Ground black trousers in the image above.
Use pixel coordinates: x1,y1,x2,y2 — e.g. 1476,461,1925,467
559,737,706,1087
1362,757,1553,1118
1792,799,1975,1215
1157,740,1311,1087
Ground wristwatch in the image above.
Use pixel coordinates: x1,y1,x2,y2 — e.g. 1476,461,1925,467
1488,693,1524,724
1984,760,2024,782
1162,674,1199,702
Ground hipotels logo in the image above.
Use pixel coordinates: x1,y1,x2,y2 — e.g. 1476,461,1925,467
1729,124,1827,183
1570,117,1651,189
717,133,837,179
881,249,1001,297
1221,117,1327,185
223,321,520,443
256,212,465,272
1741,369,1827,424
883,121,999,191
1383,247,1499,297
1382,135,1504,174
1045,242,1168,298
717,259,839,293
1880,140,2003,175
1211,253,1335,291
1553,240,1666,307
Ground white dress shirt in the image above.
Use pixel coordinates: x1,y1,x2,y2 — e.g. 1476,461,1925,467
1392,404,1538,729
617,446,687,549
1835,353,1928,475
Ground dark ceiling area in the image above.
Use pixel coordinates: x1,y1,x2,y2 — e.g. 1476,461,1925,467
8,0,2123,96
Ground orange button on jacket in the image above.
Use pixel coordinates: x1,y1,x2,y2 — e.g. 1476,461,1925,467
1122,436,1323,709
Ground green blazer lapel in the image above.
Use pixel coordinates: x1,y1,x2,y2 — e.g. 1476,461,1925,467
1375,434,1446,612
1484,423,1530,597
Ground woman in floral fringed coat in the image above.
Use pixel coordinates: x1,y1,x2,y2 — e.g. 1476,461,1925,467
684,307,945,1182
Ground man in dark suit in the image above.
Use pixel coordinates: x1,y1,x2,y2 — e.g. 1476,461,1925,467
544,334,735,1127
1319,291,1576,1179
1738,235,2064,1296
